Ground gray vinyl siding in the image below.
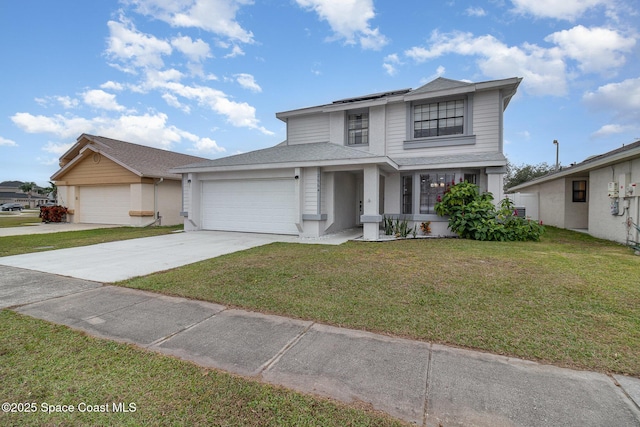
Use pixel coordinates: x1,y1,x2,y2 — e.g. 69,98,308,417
472,91,501,153
303,167,320,214
385,103,406,157
182,175,190,213
287,114,330,145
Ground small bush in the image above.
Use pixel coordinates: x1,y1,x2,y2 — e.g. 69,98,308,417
382,216,416,238
40,205,68,223
435,181,544,241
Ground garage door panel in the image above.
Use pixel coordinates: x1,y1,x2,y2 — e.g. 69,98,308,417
202,179,297,234
79,185,130,225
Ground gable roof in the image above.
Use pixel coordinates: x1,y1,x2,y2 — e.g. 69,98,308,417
509,140,640,192
409,77,474,95
277,76,522,120
172,142,396,173
52,134,209,181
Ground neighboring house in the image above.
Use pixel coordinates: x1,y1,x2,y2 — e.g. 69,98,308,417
508,140,640,245
0,181,49,207
52,134,208,226
174,77,522,240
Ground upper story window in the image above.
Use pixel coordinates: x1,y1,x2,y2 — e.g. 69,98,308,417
413,100,464,139
347,112,369,145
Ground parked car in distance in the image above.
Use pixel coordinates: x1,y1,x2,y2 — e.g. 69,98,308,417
1,203,23,211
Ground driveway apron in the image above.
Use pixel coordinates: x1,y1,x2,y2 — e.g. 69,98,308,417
0,231,298,282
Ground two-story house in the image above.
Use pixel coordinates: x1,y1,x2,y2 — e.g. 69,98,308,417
174,77,522,240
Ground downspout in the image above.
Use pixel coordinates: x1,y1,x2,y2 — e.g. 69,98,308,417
152,178,163,226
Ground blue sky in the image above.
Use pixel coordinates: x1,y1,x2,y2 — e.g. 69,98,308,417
1,0,638,186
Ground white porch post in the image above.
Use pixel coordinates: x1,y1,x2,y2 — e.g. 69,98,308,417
361,164,381,240
486,166,507,204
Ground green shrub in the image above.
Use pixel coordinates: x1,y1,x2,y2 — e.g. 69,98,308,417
434,181,544,241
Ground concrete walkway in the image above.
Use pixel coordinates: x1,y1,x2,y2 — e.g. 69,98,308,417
1,267,639,426
1,227,640,425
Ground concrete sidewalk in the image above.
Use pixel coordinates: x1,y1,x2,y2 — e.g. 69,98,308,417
3,267,640,426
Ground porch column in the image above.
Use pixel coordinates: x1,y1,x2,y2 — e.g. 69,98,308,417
361,164,381,240
486,166,507,204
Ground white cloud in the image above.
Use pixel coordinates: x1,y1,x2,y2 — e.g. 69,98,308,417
404,25,636,96
34,96,79,109
405,31,567,96
55,96,79,109
11,113,93,139
100,81,125,91
105,18,172,72
583,77,640,121
466,7,487,17
223,44,245,58
510,0,612,21
545,26,635,74
42,141,74,155
10,111,228,151
171,35,211,62
0,136,18,147
37,156,60,166
143,81,273,134
295,0,388,50
420,65,446,84
235,73,262,92
192,137,226,153
383,53,401,76
125,0,254,43
162,93,191,113
591,123,635,138
82,89,127,112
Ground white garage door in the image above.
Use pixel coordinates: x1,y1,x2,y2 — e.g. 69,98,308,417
79,185,130,225
201,179,297,235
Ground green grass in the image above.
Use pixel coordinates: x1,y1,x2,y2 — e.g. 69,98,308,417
120,227,640,376
0,211,41,228
0,311,403,427
0,226,183,257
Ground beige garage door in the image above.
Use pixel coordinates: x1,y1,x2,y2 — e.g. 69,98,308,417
78,185,130,225
201,179,298,235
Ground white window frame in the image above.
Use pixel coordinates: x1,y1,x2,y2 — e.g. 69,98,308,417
400,169,480,218
346,109,369,146
404,95,475,149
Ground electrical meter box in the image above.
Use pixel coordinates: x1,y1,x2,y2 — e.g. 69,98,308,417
627,182,638,197
608,182,618,198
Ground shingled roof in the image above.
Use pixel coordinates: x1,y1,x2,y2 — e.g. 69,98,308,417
52,134,209,180
173,142,394,172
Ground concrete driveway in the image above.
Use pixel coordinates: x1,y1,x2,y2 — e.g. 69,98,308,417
0,230,357,282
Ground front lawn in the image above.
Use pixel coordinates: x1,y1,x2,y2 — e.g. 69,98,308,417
0,211,41,228
0,311,403,427
0,225,183,257
120,227,640,376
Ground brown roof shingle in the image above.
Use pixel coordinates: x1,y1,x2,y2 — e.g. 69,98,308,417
54,134,209,180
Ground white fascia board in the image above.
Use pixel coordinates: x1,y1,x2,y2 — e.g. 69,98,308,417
397,160,507,171
53,144,145,180
475,77,522,92
51,145,101,180
509,146,640,191
276,104,328,121
321,98,389,113
403,86,475,102
171,157,398,174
